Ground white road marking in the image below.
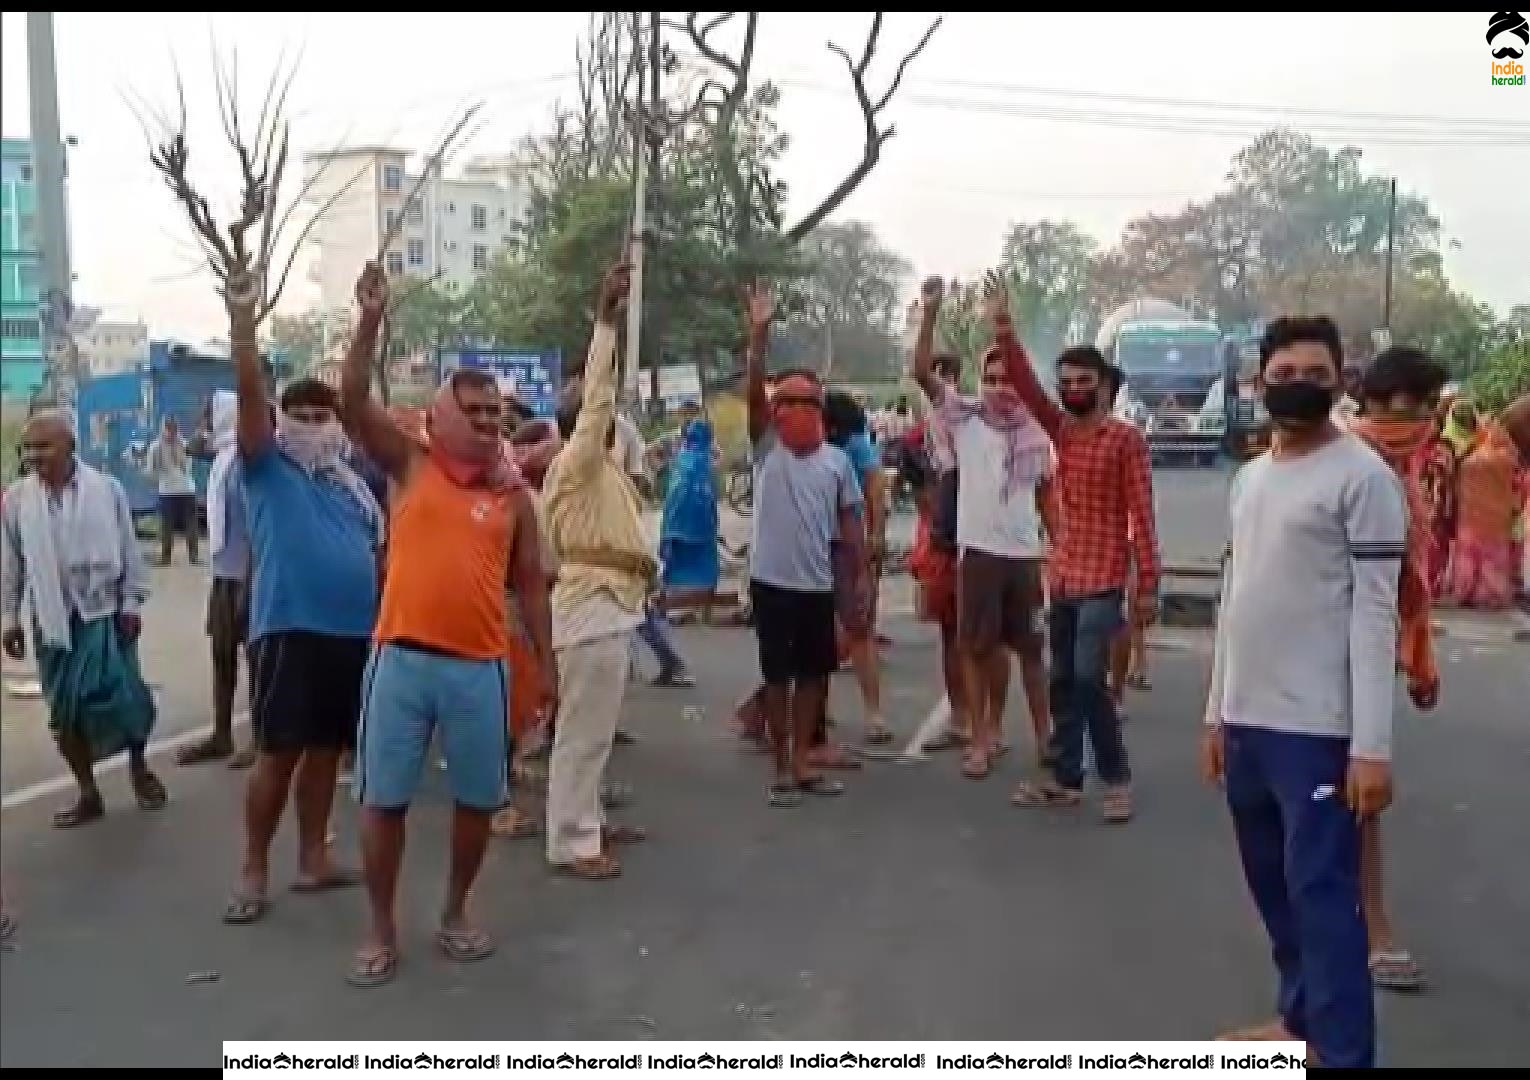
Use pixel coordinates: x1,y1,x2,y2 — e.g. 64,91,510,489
899,696,951,763
1,713,250,810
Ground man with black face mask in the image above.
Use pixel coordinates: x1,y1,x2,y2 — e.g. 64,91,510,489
992,275,1159,826
1200,315,1406,1068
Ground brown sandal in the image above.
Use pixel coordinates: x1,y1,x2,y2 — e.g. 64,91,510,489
601,824,647,846
553,854,622,880
960,750,990,780
1010,779,1083,808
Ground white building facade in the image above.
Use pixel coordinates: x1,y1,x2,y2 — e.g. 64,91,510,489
301,147,530,317
70,309,149,376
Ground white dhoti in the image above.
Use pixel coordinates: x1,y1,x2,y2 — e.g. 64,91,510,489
545,595,638,865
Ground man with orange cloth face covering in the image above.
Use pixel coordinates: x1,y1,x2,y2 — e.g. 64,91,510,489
339,261,555,988
742,283,868,809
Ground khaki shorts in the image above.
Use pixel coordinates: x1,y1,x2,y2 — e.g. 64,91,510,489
957,548,1046,660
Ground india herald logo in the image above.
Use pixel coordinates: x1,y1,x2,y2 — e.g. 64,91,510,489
1488,11,1528,84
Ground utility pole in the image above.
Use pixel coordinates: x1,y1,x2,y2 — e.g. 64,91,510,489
622,13,647,411
1382,176,1397,333
26,12,79,413
645,9,663,410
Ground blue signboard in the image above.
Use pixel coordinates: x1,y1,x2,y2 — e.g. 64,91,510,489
440,347,561,418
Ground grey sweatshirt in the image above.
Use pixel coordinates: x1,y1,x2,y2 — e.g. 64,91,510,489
1205,434,1406,761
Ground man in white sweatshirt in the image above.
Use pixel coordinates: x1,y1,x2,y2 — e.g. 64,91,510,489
1202,316,1405,1070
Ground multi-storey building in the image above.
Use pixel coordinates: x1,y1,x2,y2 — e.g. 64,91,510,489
301,147,530,318
1,138,44,400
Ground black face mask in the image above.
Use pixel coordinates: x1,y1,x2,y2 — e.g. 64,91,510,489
1263,381,1334,427
1060,390,1097,417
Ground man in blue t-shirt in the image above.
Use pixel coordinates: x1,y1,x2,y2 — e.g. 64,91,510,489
221,277,384,927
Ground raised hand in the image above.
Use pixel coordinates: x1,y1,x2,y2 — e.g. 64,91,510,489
599,262,633,323
743,282,775,334
982,269,1011,324
355,261,388,319
920,275,945,311
224,267,261,329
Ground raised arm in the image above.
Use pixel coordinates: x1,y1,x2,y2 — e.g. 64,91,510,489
910,276,946,405
340,262,415,483
561,263,630,481
743,283,773,445
228,271,274,456
984,272,1064,437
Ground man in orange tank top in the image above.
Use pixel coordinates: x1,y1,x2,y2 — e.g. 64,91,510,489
339,262,555,989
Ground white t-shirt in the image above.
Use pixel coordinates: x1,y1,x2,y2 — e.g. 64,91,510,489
938,394,1046,559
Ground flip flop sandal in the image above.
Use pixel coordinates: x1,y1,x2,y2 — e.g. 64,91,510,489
1370,949,1425,992
769,782,804,808
1215,1019,1295,1042
131,773,168,812
651,672,697,688
961,752,991,780
176,738,232,766
1010,780,1083,808
796,776,846,798
347,947,398,988
601,824,647,846
227,747,259,770
600,780,634,808
1101,788,1134,824
52,797,105,829
613,729,638,745
863,724,895,746
490,809,540,839
222,894,268,925
435,927,497,964
553,855,622,880
808,745,863,770
292,869,360,893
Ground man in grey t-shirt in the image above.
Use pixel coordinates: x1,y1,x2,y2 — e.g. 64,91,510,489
1201,316,1404,1069
742,285,864,808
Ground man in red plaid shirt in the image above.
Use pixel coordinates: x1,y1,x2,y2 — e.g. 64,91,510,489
991,282,1160,824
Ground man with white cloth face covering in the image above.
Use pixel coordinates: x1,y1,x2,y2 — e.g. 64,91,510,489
222,269,385,926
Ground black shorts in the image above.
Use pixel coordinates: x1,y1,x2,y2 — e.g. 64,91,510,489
159,493,196,532
750,580,837,685
205,577,248,645
249,631,368,753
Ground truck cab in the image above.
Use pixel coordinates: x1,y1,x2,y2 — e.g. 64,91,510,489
1099,300,1226,467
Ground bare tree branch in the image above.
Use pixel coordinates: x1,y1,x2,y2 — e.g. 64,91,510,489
785,14,941,242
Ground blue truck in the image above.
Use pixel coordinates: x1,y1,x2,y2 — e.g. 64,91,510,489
75,341,249,520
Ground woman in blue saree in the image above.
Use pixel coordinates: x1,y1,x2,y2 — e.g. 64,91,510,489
659,418,720,620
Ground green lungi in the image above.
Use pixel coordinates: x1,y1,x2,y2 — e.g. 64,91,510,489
37,614,156,763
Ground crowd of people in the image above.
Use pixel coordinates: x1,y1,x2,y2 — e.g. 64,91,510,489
1,247,1527,1067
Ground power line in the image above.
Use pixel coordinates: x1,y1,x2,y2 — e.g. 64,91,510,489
776,77,1530,148
915,74,1530,132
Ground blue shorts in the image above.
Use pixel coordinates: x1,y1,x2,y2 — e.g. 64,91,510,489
355,643,510,811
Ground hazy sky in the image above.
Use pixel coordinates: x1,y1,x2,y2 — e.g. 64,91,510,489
3,11,1528,337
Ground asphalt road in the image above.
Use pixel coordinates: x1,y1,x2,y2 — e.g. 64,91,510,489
3,461,1528,1066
